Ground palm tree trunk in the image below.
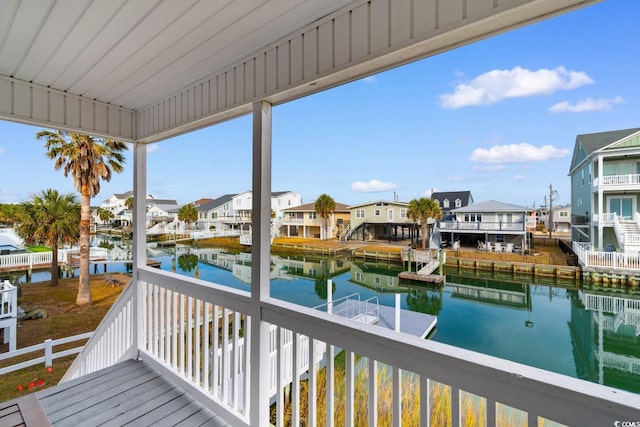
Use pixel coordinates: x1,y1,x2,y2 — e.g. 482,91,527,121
421,223,428,249
50,241,59,287
76,189,92,305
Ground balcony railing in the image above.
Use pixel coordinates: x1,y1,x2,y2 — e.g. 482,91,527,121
438,221,525,232
593,173,640,188
63,266,640,426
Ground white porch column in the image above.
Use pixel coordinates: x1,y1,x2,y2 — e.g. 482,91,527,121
597,156,604,251
133,142,147,354
249,100,272,426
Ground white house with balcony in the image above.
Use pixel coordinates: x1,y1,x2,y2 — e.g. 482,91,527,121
0,1,637,426
439,200,535,252
281,201,350,239
569,128,640,272
195,194,237,231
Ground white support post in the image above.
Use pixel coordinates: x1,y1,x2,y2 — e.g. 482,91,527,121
133,142,147,355
249,100,273,426
44,339,53,367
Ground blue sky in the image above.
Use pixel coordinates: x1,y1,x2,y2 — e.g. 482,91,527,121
1,0,639,208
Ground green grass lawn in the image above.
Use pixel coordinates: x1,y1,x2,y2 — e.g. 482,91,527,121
27,245,51,252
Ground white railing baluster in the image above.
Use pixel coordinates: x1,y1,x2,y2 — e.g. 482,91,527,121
195,299,201,385
203,302,210,391
369,359,377,427
326,344,335,427
179,294,185,374
159,287,165,361
292,332,301,427
346,350,354,427
212,304,219,399
172,291,178,369
451,386,460,427
187,296,194,380
393,367,401,427
276,327,284,427
233,311,240,408
222,308,230,404
309,338,317,427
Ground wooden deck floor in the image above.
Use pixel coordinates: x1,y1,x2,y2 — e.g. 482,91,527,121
27,359,229,427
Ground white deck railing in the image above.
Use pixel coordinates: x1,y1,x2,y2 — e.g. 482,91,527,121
573,241,640,270
0,280,17,320
438,221,525,232
62,266,640,426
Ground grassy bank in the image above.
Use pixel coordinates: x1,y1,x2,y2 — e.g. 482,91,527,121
0,273,128,402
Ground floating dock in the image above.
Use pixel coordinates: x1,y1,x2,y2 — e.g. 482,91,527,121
332,299,437,339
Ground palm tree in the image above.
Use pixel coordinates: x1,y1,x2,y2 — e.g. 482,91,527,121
315,194,336,240
15,189,80,287
96,207,114,225
178,252,199,279
37,130,127,305
178,203,198,232
407,197,442,249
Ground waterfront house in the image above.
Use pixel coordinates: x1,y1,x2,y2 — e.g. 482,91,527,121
569,128,640,252
431,191,474,217
195,194,237,231
1,1,636,425
281,201,350,239
439,200,535,252
344,200,414,242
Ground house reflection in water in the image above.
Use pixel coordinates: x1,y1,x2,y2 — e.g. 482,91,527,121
570,288,640,393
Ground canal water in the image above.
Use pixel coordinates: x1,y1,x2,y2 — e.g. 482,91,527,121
4,240,639,395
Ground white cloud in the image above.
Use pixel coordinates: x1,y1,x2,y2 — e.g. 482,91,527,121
363,75,377,83
351,179,398,192
549,96,625,113
440,66,593,109
514,174,527,182
470,143,570,164
147,144,160,153
473,165,505,172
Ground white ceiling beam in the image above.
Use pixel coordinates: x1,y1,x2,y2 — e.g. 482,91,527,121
136,0,600,143
0,75,136,141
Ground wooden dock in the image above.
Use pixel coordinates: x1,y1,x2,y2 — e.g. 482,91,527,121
445,256,581,280
398,271,445,286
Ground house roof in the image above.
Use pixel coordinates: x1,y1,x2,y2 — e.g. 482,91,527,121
569,128,640,173
431,191,473,210
284,201,350,212
197,194,237,212
451,200,530,213
347,200,409,209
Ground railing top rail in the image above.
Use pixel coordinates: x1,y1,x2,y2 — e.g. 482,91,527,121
137,267,251,313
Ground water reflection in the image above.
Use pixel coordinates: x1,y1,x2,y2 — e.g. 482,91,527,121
4,235,639,395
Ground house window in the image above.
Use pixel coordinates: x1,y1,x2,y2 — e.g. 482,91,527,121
496,234,505,243
559,211,568,217
443,199,450,208
374,209,381,216
212,212,217,219
309,212,317,219
388,209,394,221
235,199,240,206
356,209,365,218
455,199,462,208
400,209,406,218
464,214,482,222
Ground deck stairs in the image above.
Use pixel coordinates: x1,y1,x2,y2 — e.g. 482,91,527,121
340,222,365,241
614,215,640,253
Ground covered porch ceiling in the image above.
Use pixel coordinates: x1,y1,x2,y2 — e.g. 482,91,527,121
0,0,599,143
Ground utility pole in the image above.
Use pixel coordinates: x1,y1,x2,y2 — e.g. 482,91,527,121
548,184,558,239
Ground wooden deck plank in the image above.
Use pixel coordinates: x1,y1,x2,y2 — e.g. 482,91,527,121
37,359,139,398
99,387,184,426
46,374,164,425
34,359,226,426
149,399,207,426
121,392,194,426
69,377,173,427
174,408,228,427
38,361,154,411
